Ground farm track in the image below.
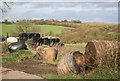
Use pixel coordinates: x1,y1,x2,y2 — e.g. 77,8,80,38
2,61,57,75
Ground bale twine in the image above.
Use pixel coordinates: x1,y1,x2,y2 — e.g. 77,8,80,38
84,40,118,70
57,51,85,74
35,45,58,63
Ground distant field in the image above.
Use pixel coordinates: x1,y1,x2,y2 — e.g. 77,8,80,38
2,24,16,36
1,24,68,36
36,25,65,35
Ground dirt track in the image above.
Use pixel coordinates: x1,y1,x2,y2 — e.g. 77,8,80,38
2,61,57,75
2,68,43,79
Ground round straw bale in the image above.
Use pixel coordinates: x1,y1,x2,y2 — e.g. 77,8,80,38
35,45,58,62
84,40,118,70
57,51,85,74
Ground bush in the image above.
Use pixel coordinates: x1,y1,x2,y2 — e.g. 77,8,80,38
60,24,118,43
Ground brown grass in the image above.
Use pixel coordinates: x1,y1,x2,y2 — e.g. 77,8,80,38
56,43,86,62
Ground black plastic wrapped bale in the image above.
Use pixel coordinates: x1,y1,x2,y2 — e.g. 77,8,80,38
57,51,85,74
8,41,28,53
84,40,118,70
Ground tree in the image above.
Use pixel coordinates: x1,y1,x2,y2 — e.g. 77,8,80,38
0,1,13,16
71,20,82,23
16,20,32,33
3,19,12,24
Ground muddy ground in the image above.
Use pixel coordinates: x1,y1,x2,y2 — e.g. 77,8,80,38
2,60,57,75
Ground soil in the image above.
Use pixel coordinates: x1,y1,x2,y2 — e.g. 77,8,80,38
2,60,57,75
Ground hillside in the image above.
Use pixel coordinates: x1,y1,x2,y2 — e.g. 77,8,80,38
1,22,118,43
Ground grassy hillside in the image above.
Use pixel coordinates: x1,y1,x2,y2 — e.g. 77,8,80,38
36,25,65,35
1,24,67,36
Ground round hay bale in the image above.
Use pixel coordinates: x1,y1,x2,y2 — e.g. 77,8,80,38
84,40,118,70
57,51,85,74
35,45,58,63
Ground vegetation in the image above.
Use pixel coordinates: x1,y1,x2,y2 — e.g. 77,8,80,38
59,23,118,43
41,73,81,79
1,19,119,43
1,42,9,53
36,25,65,36
84,66,118,79
41,66,118,79
1,42,34,63
16,20,35,33
2,50,34,62
56,43,86,62
2,24,16,37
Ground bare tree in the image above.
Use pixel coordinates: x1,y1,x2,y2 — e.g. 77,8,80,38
0,1,13,16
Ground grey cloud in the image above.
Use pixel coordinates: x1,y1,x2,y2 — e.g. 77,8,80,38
13,2,118,9
27,2,118,8
94,2,118,8
28,2,81,8
10,0,120,2
19,6,117,23
5,2,118,23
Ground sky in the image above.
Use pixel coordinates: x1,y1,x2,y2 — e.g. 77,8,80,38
2,1,118,23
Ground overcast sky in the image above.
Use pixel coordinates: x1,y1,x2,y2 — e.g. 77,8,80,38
3,2,118,23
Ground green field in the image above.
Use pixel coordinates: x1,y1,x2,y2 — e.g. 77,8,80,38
1,24,67,36
1,24,16,36
36,25,65,35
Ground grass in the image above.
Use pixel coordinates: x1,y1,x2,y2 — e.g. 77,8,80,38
36,25,65,35
40,73,81,79
1,24,68,36
65,43,86,54
2,50,34,62
1,24,16,36
84,66,118,79
39,66,118,79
